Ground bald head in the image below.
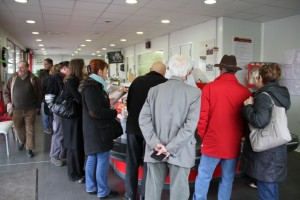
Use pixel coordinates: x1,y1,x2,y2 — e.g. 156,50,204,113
150,61,166,76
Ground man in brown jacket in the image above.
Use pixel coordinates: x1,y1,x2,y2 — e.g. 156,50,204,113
3,60,42,158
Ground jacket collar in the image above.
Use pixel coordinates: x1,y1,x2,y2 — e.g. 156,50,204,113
169,76,184,82
215,73,238,82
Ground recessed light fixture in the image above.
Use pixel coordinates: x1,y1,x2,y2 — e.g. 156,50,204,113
81,44,86,47
102,48,107,50
86,39,92,42
110,44,115,47
97,55,101,57
126,0,138,4
120,39,127,42
92,53,95,56
77,48,82,51
41,48,45,50
26,20,36,24
38,44,44,47
74,51,78,54
71,54,74,56
15,0,27,3
204,0,216,5
36,39,42,42
161,19,170,24
32,32,39,35
96,51,100,53
136,31,143,35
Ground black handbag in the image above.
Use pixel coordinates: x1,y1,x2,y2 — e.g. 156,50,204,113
110,118,123,139
51,90,78,118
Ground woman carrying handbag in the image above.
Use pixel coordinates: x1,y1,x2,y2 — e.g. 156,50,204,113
62,59,85,183
241,63,291,200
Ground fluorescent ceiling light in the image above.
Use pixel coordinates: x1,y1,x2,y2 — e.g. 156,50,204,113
96,51,100,53
26,20,35,24
136,31,143,34
32,32,39,34
36,39,42,42
97,55,101,57
92,53,95,55
120,39,127,42
204,0,216,4
41,48,45,50
110,44,115,47
102,48,107,50
126,0,138,4
77,48,82,51
81,44,86,47
161,19,170,24
15,0,27,3
38,44,44,47
86,39,92,42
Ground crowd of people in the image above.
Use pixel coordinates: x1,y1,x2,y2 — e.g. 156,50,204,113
3,54,290,200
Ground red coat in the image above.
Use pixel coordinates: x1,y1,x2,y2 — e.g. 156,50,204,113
198,73,251,159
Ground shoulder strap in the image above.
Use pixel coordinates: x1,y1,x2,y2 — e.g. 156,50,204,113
260,92,275,106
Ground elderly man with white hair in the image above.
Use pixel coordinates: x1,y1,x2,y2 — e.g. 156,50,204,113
139,55,201,200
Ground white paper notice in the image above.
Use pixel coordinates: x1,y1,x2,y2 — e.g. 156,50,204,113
233,37,253,73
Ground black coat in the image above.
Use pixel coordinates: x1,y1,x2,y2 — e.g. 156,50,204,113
126,71,167,136
62,76,83,150
79,77,117,155
241,82,291,182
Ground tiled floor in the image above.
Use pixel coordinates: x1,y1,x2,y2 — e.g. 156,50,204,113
0,115,299,200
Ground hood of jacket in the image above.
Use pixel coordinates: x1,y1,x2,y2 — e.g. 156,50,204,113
254,81,291,110
78,77,103,93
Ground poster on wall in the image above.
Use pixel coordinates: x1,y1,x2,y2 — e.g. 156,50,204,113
232,37,253,73
199,39,215,72
281,49,300,96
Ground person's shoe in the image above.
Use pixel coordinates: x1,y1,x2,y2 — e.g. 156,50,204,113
99,191,119,199
27,150,34,158
75,177,85,184
44,129,52,134
50,158,64,167
249,182,257,189
87,191,97,195
17,141,24,150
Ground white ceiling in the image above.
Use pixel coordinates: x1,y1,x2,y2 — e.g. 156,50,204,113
0,0,299,56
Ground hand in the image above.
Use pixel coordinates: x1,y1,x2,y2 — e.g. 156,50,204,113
7,103,13,112
154,143,170,156
244,96,254,106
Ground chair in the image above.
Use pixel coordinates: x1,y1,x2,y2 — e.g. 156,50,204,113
0,120,14,156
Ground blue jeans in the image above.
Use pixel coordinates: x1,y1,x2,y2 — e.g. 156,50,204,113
85,151,110,198
257,180,278,200
193,154,238,200
41,102,51,131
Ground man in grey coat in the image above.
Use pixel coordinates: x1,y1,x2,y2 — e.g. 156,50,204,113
139,55,201,200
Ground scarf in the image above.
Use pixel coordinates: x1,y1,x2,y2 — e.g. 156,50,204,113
89,73,107,92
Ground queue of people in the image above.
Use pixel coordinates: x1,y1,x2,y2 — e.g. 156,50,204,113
3,54,290,200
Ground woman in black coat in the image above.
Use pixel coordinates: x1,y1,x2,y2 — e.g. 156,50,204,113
62,58,85,183
241,63,291,200
78,59,118,199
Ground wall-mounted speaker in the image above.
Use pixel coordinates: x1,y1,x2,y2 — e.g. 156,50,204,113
145,41,151,49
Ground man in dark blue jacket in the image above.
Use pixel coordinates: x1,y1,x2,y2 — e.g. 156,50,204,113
124,62,167,200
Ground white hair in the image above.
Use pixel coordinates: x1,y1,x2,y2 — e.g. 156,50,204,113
168,55,192,77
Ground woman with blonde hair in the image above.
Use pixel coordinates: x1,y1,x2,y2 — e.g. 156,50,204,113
241,63,291,200
62,58,85,183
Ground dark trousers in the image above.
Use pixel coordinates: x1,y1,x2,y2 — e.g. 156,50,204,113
67,149,85,182
125,133,147,199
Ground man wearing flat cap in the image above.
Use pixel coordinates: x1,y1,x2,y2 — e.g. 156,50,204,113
193,55,251,200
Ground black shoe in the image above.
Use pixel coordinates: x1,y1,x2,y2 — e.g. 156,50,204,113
139,195,145,200
17,142,24,150
27,150,33,158
75,177,85,184
99,191,119,199
87,191,97,195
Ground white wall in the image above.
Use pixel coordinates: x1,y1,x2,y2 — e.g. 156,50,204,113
220,17,262,85
262,14,300,137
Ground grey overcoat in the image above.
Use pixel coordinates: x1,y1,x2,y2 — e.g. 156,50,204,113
139,76,201,168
